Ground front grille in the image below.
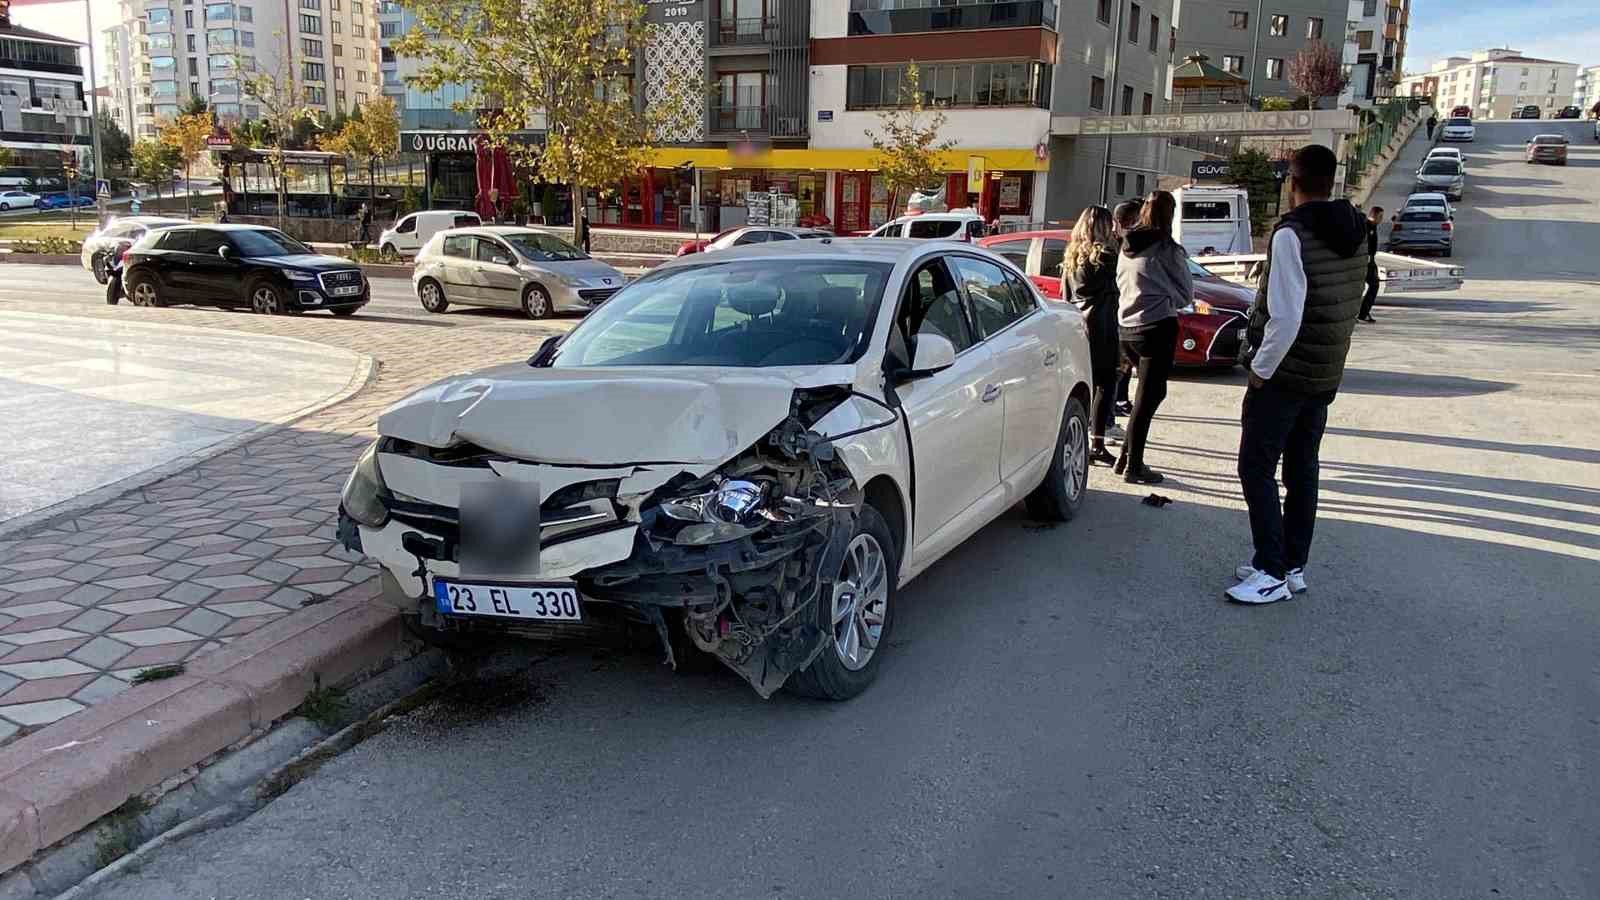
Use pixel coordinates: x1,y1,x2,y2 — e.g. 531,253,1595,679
578,287,619,305
318,269,364,292
1209,320,1244,361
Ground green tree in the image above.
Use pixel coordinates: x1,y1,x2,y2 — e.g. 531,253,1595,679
865,63,956,217
1259,96,1294,111
160,110,214,218
238,41,323,230
396,0,699,243
1227,147,1281,236
179,95,210,117
97,111,134,172
131,138,180,205
320,96,400,201
1288,41,1348,110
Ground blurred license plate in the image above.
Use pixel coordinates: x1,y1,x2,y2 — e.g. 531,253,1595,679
432,579,581,621
332,285,361,296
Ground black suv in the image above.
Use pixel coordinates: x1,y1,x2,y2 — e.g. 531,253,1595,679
121,224,368,316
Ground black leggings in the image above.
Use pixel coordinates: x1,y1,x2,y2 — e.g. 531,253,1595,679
1119,317,1178,470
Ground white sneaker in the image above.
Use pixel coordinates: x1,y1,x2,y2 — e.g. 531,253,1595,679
1227,569,1291,604
1236,564,1307,594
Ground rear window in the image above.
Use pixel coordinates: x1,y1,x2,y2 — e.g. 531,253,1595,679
908,219,963,239
1446,118,1471,126
452,214,481,228
1182,200,1234,220
1399,211,1446,223
1421,161,1460,175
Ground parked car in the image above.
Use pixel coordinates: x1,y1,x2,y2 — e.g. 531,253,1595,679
675,226,833,256
1438,117,1476,142
1425,147,1467,168
1402,191,1455,221
34,192,95,210
1414,157,1465,201
1386,208,1453,257
977,229,1256,368
377,210,482,259
1555,106,1581,119
413,226,627,318
1512,105,1541,119
80,215,188,284
121,224,369,315
0,190,39,211
338,239,1093,700
1525,133,1569,165
1450,105,1472,119
867,210,988,241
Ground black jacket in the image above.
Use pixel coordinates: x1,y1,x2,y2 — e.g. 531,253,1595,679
1066,247,1120,364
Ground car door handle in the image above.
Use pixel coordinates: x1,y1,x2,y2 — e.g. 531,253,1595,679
1043,350,1059,367
981,384,1002,403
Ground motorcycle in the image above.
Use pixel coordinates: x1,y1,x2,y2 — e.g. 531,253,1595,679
103,243,128,305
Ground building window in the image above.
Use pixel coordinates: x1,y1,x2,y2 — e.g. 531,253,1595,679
1115,172,1127,195
1229,10,1248,29
1142,91,1153,114
353,0,362,12
188,57,198,75
300,14,319,33
1269,15,1287,36
331,0,340,7
1306,17,1323,39
356,91,367,104
1221,55,1244,74
380,21,399,37
1119,83,1134,114
303,62,324,81
332,19,341,33
301,0,319,8
1097,0,1111,24
354,46,365,60
1266,58,1284,80
184,10,194,27
190,80,199,97
352,23,363,37
186,34,195,51
239,6,252,22
301,38,323,57
1148,15,1158,52
1136,174,1146,195
1356,30,1372,50
334,42,344,56
1128,3,1140,43
845,60,1052,110
356,70,367,83
334,65,344,81
1089,75,1106,110
1362,0,1377,14
306,86,325,105
241,31,253,47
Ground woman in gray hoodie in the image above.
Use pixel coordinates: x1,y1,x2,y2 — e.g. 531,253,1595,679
1114,190,1193,484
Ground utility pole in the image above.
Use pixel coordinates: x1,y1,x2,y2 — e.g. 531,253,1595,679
1245,0,1264,100
1098,0,1126,203
83,0,107,226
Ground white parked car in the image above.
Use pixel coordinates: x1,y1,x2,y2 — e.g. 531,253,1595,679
1439,117,1475,142
1425,147,1466,168
339,239,1093,700
0,190,39,211
378,209,482,259
1402,191,1454,220
868,210,988,241
79,216,189,283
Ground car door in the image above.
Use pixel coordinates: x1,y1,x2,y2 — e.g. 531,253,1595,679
438,234,478,302
390,214,418,253
147,228,195,298
951,255,1064,488
184,229,240,305
890,257,1003,552
471,237,523,308
731,229,770,246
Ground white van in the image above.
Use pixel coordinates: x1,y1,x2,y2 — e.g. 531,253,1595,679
867,209,987,241
378,210,482,258
1172,187,1253,257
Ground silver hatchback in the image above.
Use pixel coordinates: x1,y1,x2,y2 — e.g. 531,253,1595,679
413,226,626,318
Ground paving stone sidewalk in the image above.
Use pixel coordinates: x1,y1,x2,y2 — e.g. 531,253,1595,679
0,299,566,742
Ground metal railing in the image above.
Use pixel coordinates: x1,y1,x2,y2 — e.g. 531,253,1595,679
709,104,767,133
713,16,775,46
1343,97,1411,190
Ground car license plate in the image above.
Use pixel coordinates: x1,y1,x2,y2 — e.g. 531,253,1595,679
332,285,361,296
432,578,581,622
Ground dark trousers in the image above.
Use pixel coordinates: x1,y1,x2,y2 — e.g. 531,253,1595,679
1119,317,1178,470
1087,325,1120,439
1360,264,1379,319
1115,363,1132,405
1238,382,1332,579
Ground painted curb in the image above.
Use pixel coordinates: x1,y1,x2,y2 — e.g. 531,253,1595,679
0,314,377,542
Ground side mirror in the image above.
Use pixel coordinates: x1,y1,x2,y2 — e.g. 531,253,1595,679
909,333,957,376
218,245,232,260
492,255,513,267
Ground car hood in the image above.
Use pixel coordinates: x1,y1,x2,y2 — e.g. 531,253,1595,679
530,258,623,283
252,253,360,270
377,363,860,467
1194,276,1254,312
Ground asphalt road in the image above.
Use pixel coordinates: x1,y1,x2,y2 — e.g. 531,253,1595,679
90,121,1600,899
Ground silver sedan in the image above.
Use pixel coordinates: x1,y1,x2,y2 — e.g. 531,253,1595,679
412,226,626,318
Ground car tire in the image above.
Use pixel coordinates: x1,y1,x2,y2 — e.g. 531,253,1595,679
1025,396,1091,522
522,284,553,319
249,280,287,315
380,242,398,260
0,203,9,211
126,271,162,308
787,504,898,702
91,253,109,285
417,277,448,313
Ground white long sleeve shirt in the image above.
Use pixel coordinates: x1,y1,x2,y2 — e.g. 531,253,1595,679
1251,228,1308,380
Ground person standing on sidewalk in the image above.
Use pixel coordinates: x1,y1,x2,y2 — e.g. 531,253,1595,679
1064,205,1121,466
1114,191,1192,485
1228,144,1367,605
1425,113,1437,141
1111,200,1142,417
1359,205,1382,323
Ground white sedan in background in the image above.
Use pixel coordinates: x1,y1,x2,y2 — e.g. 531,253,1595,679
0,190,39,211
340,239,1093,700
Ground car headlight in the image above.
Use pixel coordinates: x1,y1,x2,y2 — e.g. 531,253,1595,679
555,272,584,288
658,479,769,545
340,441,390,527
284,269,318,282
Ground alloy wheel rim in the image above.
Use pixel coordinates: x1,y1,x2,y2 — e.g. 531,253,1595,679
527,289,548,317
421,284,441,309
253,287,279,314
132,282,155,306
831,533,888,671
1064,414,1088,502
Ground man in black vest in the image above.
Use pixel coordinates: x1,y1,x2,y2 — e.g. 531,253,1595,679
1229,144,1367,605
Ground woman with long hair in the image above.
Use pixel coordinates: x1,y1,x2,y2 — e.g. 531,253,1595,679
1113,190,1193,484
1063,205,1120,466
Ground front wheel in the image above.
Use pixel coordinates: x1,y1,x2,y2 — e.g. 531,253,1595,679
417,278,448,313
787,505,898,701
522,284,553,319
1025,396,1091,522
249,281,287,315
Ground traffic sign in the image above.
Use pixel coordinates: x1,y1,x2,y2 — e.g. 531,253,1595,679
97,179,111,199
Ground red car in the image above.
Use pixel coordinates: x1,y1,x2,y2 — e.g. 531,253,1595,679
1450,105,1472,119
978,229,1256,368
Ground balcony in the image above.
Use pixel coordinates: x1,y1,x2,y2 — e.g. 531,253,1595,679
707,104,805,138
713,16,775,46
848,0,1056,36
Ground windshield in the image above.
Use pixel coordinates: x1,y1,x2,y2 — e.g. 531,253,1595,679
1186,258,1216,278
546,259,892,368
1446,118,1471,126
1421,161,1460,175
230,229,313,257
504,232,587,262
1532,136,1566,145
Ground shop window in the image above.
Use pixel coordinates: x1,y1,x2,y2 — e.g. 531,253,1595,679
847,61,1051,110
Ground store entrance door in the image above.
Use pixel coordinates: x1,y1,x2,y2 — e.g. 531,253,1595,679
835,173,870,234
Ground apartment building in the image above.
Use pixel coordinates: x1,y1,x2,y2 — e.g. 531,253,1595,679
108,0,380,140
0,13,92,178
1338,0,1405,105
1045,0,1182,218
101,24,136,135
1401,49,1578,120
1573,64,1600,114
1175,0,1350,104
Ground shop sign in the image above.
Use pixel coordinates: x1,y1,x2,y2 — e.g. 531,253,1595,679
966,155,986,185
401,131,544,154
644,0,702,25
817,109,833,122
205,134,233,150
1080,110,1316,136
745,191,771,226
1190,159,1290,180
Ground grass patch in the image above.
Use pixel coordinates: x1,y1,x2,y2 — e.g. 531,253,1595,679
131,663,186,684
93,795,150,868
0,221,96,240
294,675,348,729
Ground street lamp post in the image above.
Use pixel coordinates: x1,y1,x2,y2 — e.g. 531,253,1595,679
82,0,107,225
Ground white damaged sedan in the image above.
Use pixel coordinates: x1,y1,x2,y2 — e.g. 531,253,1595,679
339,239,1092,699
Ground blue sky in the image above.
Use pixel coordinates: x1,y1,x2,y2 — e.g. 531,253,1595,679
1405,0,1600,72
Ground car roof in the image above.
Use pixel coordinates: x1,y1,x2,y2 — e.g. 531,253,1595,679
113,216,189,225
451,226,566,237
1405,191,1448,201
1532,133,1567,141
168,223,280,232
654,236,994,271
979,229,1070,243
